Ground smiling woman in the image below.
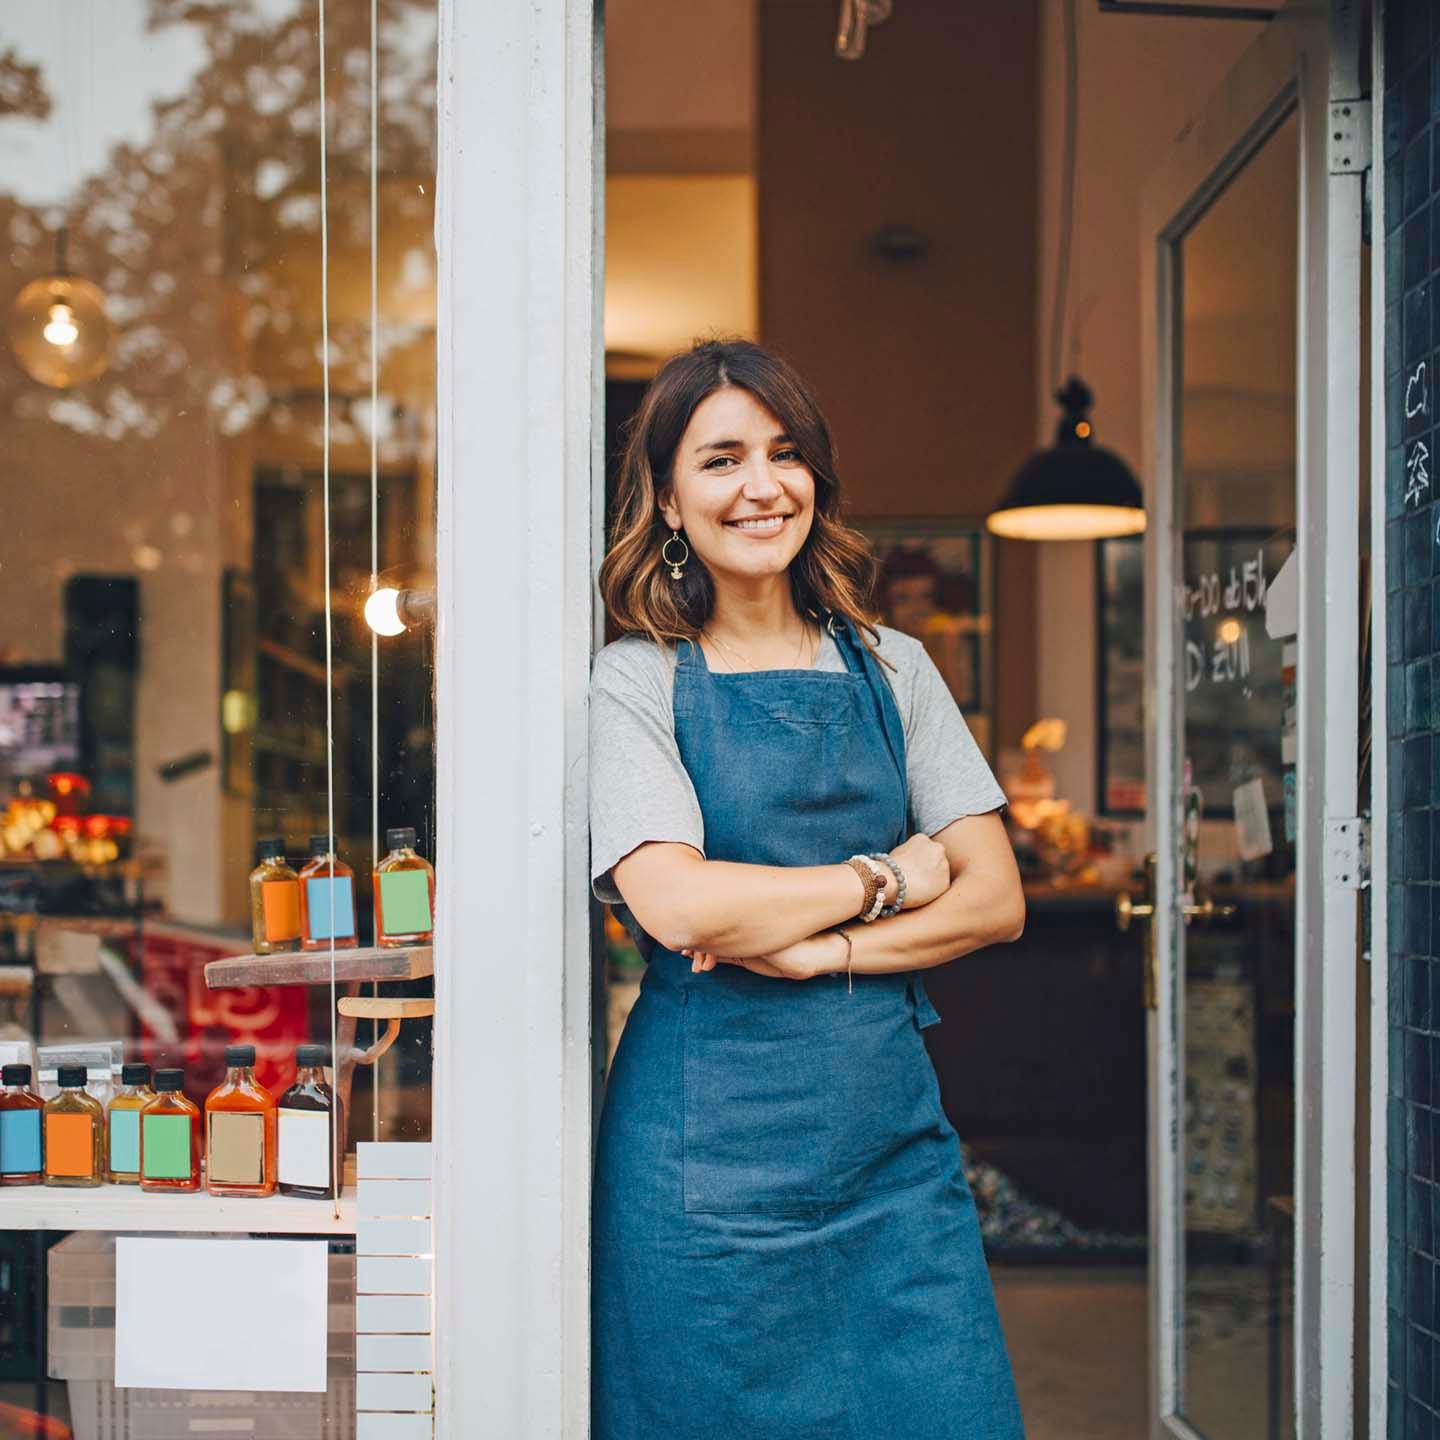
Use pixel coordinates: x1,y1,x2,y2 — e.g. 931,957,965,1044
589,338,1027,1439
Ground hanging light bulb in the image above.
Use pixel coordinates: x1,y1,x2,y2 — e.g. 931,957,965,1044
364,587,435,637
7,230,114,389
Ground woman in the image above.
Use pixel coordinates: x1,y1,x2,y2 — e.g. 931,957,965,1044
590,339,1027,1439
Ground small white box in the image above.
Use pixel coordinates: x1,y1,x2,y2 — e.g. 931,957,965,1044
357,1371,434,1412
357,1141,433,1180
357,1219,432,1256
359,1256,432,1295
356,1295,431,1334
358,1179,432,1219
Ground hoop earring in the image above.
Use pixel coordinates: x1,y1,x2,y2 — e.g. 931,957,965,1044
661,530,689,581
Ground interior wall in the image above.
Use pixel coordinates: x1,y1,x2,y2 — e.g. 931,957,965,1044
756,0,1040,751
1033,0,1261,815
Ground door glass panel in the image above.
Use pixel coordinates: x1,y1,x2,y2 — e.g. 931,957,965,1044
1174,108,1298,1438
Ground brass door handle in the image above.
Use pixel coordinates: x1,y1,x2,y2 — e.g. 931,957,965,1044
1115,892,1154,933
1181,897,1238,924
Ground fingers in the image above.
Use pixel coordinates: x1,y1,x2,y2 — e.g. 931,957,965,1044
681,948,721,973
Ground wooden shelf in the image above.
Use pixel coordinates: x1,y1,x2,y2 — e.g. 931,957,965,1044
338,996,434,1019
0,1185,355,1234
204,945,433,990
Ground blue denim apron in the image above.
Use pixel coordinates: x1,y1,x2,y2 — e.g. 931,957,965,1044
593,621,1024,1440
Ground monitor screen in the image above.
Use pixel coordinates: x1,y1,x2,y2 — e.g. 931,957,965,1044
0,675,82,779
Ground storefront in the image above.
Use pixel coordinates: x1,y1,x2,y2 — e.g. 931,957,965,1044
0,0,1418,1435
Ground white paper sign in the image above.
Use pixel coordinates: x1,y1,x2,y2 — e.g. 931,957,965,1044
116,1237,328,1392
1232,777,1274,862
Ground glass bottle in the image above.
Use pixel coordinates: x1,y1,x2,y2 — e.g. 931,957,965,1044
374,826,435,947
205,1043,277,1197
277,1044,344,1200
299,836,359,951
248,838,302,954
106,1062,156,1184
0,1064,45,1186
140,1068,201,1192
43,1065,104,1188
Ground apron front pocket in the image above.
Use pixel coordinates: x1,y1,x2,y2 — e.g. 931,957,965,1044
682,1005,946,1215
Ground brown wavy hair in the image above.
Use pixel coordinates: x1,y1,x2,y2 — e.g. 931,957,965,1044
600,339,880,648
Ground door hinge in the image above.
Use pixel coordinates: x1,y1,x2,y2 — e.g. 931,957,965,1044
1329,99,1372,175
1324,815,1370,890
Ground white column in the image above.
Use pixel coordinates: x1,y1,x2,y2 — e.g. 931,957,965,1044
432,1,600,1435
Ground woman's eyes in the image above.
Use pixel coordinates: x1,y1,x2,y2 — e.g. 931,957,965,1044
702,448,802,471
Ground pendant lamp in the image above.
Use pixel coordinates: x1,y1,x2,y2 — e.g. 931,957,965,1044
7,229,114,389
987,377,1145,541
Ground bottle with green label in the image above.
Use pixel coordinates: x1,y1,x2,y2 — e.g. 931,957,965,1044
140,1068,200,1192
106,1063,156,1184
373,826,435,947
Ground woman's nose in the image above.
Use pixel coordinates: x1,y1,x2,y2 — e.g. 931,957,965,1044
741,463,784,500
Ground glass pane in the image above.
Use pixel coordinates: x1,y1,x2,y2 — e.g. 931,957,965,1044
1173,109,1298,1438
0,0,437,1430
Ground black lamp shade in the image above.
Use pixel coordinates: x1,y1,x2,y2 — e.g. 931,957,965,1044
988,378,1145,541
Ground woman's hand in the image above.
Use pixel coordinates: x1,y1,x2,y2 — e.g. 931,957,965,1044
682,930,846,982
888,832,950,910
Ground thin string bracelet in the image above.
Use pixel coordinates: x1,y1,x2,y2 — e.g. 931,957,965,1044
837,928,854,994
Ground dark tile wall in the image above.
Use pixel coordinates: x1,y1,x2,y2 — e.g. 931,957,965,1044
1387,3,1440,1432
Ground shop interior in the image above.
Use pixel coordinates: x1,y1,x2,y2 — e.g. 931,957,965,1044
0,0,1313,1436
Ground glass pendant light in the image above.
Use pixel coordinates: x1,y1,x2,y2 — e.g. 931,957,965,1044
7,229,114,389
987,377,1146,541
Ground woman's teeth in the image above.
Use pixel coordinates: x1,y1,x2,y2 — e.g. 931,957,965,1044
728,516,787,534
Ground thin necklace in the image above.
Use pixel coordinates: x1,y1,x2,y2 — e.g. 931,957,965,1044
703,620,813,672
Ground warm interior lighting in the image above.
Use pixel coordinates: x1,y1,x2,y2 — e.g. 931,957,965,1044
1217,617,1243,644
42,302,79,347
364,588,407,637
987,378,1146,542
987,503,1146,542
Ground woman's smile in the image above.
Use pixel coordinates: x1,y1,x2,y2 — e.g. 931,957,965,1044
725,512,793,536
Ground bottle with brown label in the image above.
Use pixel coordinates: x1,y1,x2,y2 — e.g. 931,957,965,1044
249,838,302,954
205,1043,277,1197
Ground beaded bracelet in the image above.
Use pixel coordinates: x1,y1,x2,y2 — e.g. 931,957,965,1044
845,856,885,923
868,852,906,919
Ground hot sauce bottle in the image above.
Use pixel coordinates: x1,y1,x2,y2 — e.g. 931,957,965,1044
299,836,359,951
106,1063,156,1184
140,1068,201,1192
205,1043,277,1197
44,1065,104,1188
0,1064,45,1186
277,1044,343,1200
374,826,435,947
249,838,302,954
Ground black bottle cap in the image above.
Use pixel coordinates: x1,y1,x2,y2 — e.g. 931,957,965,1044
224,1044,256,1068
154,1067,184,1092
2,1063,31,1086
56,1065,87,1088
255,837,287,862
121,1063,152,1087
295,1044,329,1068
385,826,416,850
308,835,334,856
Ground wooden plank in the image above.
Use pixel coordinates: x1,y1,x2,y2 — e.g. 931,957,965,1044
339,997,436,1020
357,1334,433,1372
204,945,433,989
357,1373,434,1412
0,1185,355,1234
358,1142,434,1180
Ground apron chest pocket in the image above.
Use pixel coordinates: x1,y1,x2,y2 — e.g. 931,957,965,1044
681,1007,946,1215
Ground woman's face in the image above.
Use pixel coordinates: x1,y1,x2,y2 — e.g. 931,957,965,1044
658,385,815,588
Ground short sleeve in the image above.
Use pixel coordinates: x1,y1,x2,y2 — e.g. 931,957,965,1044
890,633,1008,834
588,638,705,904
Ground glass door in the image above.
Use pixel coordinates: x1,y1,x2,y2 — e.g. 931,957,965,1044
1138,7,1364,1437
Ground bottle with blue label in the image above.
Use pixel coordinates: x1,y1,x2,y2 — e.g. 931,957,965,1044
299,835,359,951
0,1064,44,1185
106,1063,156,1184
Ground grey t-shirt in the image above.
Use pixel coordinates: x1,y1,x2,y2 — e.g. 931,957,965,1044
589,624,1006,903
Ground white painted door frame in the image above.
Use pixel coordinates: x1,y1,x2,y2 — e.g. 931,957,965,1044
1139,3,1365,1435
431,0,601,1435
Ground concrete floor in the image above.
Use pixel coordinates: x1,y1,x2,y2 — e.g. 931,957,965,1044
995,1266,1150,1439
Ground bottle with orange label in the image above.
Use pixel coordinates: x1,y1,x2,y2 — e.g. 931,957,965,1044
249,838,302,954
43,1065,104,1187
